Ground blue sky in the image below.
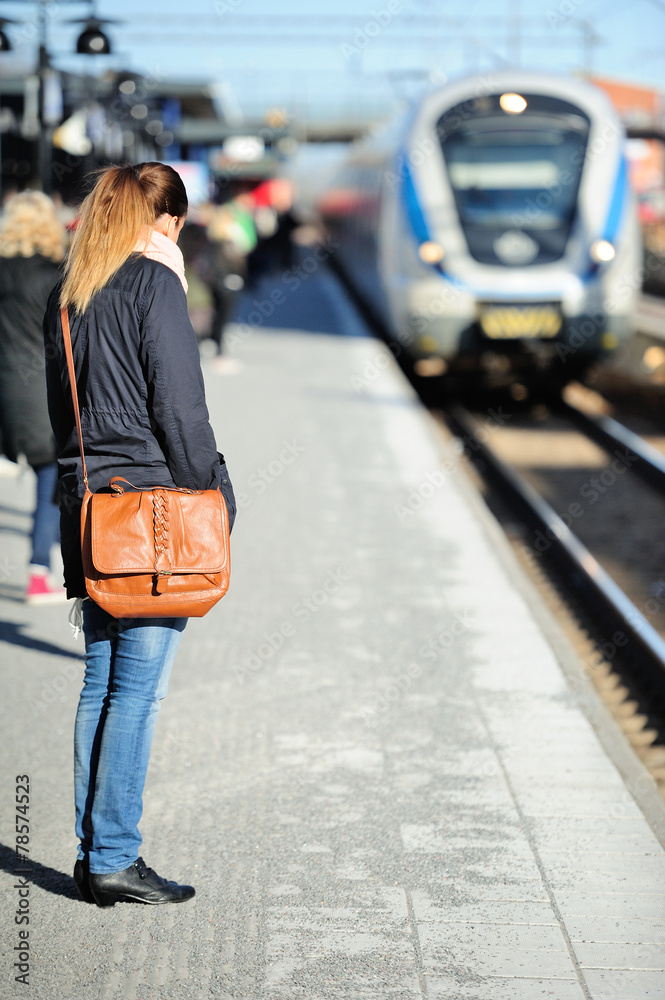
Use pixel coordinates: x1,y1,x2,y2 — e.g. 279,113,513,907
0,0,663,121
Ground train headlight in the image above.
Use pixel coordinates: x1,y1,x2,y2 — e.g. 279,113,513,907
500,93,527,114
590,239,616,263
419,241,445,264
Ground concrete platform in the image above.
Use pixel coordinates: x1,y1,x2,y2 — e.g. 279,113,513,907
1,318,665,999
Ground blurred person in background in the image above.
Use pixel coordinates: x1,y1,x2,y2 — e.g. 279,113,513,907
180,198,253,372
245,178,297,283
203,200,251,371
0,191,67,602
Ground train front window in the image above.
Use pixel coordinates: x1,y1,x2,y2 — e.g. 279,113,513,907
437,97,590,265
444,127,586,229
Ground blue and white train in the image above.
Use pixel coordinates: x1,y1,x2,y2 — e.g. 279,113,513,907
296,72,641,385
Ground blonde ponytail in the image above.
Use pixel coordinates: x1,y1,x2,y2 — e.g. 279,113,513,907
60,165,152,313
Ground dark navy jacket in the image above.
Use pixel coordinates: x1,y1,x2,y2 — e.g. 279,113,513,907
43,254,235,598
0,254,61,467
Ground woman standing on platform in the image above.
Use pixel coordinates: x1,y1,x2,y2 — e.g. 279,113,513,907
43,162,236,907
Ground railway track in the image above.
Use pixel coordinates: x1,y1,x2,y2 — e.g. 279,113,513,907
443,399,665,787
557,397,665,491
446,401,665,672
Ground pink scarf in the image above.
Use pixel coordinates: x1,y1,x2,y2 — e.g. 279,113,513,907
135,229,188,293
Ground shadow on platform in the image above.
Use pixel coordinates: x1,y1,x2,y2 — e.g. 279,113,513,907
0,620,82,660
0,843,78,901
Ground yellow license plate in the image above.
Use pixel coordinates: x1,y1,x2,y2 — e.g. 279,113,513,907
479,305,562,340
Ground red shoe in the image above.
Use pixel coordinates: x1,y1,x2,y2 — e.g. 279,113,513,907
25,568,68,605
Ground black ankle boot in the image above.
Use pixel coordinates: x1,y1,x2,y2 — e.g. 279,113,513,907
89,857,195,907
73,857,95,904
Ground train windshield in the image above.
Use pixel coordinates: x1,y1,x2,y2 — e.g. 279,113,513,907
438,97,590,265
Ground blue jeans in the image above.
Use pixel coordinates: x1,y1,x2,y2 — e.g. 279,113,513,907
31,463,60,569
74,601,187,874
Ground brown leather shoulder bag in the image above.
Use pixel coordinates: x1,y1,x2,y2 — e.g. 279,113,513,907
61,305,230,618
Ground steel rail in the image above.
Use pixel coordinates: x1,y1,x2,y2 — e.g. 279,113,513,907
557,400,665,494
446,402,665,677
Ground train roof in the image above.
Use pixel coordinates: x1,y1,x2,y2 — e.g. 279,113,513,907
419,70,618,121
347,71,621,159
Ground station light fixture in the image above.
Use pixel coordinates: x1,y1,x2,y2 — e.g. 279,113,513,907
0,6,116,55
418,240,445,264
500,93,527,114
65,6,121,55
590,239,616,263
76,19,112,54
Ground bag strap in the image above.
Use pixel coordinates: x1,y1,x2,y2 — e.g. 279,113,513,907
60,305,89,489
109,476,202,496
